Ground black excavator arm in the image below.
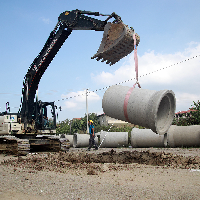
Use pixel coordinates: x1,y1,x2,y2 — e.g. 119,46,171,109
20,9,139,130
58,10,122,30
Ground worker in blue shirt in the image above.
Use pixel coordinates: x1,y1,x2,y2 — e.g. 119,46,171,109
87,120,98,151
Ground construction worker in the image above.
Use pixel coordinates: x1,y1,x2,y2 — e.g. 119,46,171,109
87,120,98,151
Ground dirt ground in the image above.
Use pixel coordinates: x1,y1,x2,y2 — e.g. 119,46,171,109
0,147,200,200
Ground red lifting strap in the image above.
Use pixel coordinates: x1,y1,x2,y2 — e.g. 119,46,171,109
123,33,141,123
133,33,139,82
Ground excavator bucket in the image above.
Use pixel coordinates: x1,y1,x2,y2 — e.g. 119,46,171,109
92,22,140,65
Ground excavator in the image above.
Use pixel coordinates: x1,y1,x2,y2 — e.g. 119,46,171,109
0,9,140,155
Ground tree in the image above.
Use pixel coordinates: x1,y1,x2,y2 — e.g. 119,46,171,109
71,118,84,134
56,112,141,136
56,119,70,134
172,100,200,126
80,113,101,133
189,100,200,125
56,113,100,134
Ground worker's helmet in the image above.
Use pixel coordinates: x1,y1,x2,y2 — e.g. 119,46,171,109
89,120,93,123
92,22,140,65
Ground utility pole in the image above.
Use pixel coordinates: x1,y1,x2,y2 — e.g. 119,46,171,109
86,89,89,133
70,120,71,135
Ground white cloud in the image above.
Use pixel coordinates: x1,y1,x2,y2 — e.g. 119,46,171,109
40,17,51,24
45,89,58,96
92,42,200,87
91,42,200,112
61,90,101,111
64,101,77,109
175,92,200,112
87,91,101,101
96,109,104,116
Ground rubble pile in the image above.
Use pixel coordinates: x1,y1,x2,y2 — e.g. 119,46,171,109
1,150,200,173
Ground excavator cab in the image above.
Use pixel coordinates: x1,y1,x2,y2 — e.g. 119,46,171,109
34,101,56,132
92,21,140,65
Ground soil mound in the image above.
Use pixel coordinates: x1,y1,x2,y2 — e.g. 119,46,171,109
1,150,200,172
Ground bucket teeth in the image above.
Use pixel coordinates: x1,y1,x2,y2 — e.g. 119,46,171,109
96,57,101,61
92,22,140,65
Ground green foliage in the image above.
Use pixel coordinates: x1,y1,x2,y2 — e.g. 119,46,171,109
47,118,54,129
78,113,100,134
189,100,200,125
56,113,101,134
56,119,71,134
173,100,200,126
56,113,140,139
57,100,200,132
172,113,189,126
56,113,148,145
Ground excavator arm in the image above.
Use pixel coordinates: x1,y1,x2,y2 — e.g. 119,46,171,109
20,24,72,127
58,10,122,30
20,9,140,130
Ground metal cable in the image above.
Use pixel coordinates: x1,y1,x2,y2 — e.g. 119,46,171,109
3,54,199,110
54,54,200,102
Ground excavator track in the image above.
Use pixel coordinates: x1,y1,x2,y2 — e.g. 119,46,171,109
0,136,30,155
0,135,70,155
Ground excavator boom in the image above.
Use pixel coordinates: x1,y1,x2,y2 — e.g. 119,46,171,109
20,9,140,129
0,9,140,155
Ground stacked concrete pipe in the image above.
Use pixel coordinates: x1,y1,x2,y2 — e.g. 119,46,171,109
102,85,176,135
99,130,128,148
73,133,98,148
64,135,74,147
167,125,200,147
131,128,167,148
59,134,74,147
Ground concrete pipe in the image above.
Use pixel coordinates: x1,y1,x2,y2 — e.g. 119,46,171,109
73,133,98,148
167,125,200,147
102,85,176,135
131,128,167,148
64,135,73,147
99,130,128,148
59,134,74,147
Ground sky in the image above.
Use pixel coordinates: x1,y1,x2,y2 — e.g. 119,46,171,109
0,0,200,122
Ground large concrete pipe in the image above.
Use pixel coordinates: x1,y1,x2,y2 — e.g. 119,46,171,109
73,133,98,148
167,125,200,147
102,85,176,135
131,128,167,147
99,130,128,148
64,135,73,147
59,134,74,147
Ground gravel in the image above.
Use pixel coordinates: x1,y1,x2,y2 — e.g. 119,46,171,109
0,147,200,200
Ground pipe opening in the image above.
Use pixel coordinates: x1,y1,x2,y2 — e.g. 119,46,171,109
73,134,77,148
156,93,175,134
164,133,168,147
